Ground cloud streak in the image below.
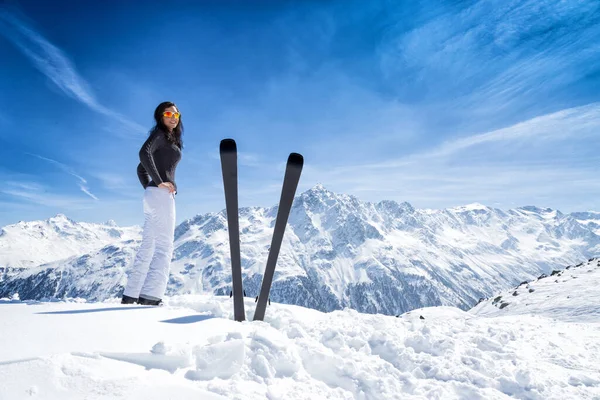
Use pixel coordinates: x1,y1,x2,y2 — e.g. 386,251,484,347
341,102,600,171
415,103,600,161
388,0,600,89
0,7,145,136
26,153,98,200
1,181,96,209
91,173,129,192
304,102,600,212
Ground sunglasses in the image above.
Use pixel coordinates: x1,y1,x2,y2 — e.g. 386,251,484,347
163,111,181,119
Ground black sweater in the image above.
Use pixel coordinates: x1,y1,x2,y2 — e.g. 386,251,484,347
137,129,182,193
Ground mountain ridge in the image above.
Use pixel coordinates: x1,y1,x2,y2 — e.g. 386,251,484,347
1,185,598,316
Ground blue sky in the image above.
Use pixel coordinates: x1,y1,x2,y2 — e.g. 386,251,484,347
1,0,599,227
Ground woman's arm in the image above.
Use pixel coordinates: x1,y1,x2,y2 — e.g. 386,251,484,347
138,131,164,186
137,162,150,188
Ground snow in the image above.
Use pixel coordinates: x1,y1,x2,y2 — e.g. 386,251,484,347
572,212,600,235
449,203,490,212
471,258,600,323
2,262,600,400
0,214,140,269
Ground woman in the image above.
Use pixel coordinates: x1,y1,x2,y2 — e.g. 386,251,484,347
121,101,183,306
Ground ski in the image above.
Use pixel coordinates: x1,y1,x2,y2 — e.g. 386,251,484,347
220,138,245,322
253,152,304,321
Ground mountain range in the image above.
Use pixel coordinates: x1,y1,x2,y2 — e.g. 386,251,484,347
1,184,598,316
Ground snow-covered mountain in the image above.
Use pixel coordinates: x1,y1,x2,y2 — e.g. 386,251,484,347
571,212,600,235
470,257,600,322
1,185,599,316
0,214,140,269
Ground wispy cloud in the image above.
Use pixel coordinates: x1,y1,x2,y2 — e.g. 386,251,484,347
92,173,128,192
207,149,264,168
91,172,141,200
26,153,98,200
238,153,263,168
307,159,600,213
304,102,600,212
0,7,145,136
1,181,96,209
403,103,600,164
375,0,600,127
330,102,600,172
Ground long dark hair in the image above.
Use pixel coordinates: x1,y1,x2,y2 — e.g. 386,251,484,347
151,101,184,149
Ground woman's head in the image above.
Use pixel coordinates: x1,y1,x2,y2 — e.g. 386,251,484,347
152,101,184,148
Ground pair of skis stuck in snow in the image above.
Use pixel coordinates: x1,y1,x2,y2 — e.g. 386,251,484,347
219,139,304,322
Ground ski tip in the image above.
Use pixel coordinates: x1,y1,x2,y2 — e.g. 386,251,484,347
288,152,304,167
220,138,237,153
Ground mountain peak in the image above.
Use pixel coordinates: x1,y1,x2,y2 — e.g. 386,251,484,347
48,213,74,224
299,184,337,201
295,184,338,212
450,203,490,212
307,183,330,195
50,213,68,219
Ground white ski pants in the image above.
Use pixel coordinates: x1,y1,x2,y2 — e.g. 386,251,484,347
124,186,176,300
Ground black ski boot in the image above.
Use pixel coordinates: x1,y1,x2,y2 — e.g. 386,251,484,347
121,295,138,304
138,296,163,306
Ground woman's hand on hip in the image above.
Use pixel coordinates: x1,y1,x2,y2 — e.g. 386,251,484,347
159,182,176,193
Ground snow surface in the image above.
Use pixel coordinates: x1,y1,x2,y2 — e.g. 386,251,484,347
1,260,599,400
471,258,600,323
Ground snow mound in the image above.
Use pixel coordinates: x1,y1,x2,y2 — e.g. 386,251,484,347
0,293,599,399
470,258,600,322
